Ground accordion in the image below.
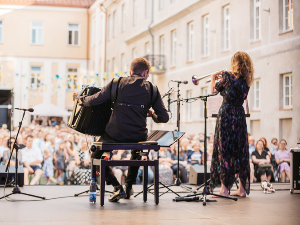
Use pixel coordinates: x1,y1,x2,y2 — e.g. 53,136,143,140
67,85,112,136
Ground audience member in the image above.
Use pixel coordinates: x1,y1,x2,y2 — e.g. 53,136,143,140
43,148,54,185
65,140,79,185
270,138,279,155
249,136,255,157
275,139,291,182
112,150,130,184
251,140,273,182
74,138,91,185
181,138,193,163
2,137,21,166
170,143,188,183
22,135,43,185
54,142,67,184
190,141,202,165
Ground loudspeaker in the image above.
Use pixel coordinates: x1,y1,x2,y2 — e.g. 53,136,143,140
290,148,300,194
0,165,24,187
189,165,211,185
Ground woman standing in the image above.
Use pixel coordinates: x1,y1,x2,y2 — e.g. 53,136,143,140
74,138,91,185
210,51,253,197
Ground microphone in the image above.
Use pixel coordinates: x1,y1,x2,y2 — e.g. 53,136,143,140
171,80,188,84
161,88,174,99
15,108,34,112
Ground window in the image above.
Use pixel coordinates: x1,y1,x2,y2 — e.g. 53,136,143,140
67,68,78,90
283,74,292,108
159,0,164,10
171,30,177,66
145,42,150,55
31,22,43,45
186,90,193,121
187,22,194,61
254,0,260,40
283,0,293,31
107,15,111,40
113,11,116,38
132,48,137,59
253,79,260,109
121,53,126,72
0,21,2,43
68,24,79,46
122,4,126,32
133,0,137,26
160,36,165,66
30,67,42,89
145,0,151,18
202,15,209,56
223,5,230,50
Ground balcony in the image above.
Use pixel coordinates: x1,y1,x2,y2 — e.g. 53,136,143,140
143,55,166,74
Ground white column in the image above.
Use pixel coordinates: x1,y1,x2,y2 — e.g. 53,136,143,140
13,60,21,127
43,61,51,104
100,12,106,87
21,61,30,125
57,62,66,109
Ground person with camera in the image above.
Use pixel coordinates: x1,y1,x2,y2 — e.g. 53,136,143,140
73,58,169,202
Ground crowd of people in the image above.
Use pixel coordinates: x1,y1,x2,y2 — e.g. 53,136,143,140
0,122,294,186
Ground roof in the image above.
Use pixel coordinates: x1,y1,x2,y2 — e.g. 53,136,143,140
0,0,96,8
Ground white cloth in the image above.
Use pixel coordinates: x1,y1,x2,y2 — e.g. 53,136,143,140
0,146,8,158
21,146,43,167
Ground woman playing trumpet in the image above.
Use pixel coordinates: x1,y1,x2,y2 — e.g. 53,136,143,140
210,51,254,197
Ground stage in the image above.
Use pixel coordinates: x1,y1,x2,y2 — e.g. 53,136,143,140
0,183,298,225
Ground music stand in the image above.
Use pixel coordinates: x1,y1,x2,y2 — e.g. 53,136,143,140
0,110,45,200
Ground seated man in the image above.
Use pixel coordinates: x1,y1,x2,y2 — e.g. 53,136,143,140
22,135,43,185
73,58,169,202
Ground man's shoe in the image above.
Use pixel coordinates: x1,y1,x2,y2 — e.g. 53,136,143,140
124,184,134,199
108,185,126,202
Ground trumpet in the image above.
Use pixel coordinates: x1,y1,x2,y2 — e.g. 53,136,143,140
192,69,227,85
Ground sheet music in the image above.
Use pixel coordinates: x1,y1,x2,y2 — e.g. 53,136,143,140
207,95,223,117
207,95,249,117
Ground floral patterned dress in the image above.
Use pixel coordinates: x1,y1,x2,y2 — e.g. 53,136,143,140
210,71,250,194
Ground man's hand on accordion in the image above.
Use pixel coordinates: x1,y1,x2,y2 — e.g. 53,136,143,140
147,109,154,117
73,92,82,105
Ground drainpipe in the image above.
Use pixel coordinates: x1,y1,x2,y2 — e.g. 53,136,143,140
148,0,154,131
87,9,90,83
100,3,107,73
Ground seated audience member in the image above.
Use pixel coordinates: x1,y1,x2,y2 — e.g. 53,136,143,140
65,140,79,185
260,137,271,158
22,135,43,185
249,136,255,158
0,136,9,161
112,150,131,184
275,139,291,182
181,138,193,163
202,143,213,166
251,139,273,182
152,147,172,170
54,142,67,184
190,142,202,165
2,137,21,166
270,138,279,156
74,138,91,185
170,143,188,183
43,148,54,185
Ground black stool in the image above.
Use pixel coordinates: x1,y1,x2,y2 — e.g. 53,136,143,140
91,141,160,206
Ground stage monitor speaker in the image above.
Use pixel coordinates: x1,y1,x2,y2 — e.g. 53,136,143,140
290,148,300,194
189,165,211,185
0,165,24,187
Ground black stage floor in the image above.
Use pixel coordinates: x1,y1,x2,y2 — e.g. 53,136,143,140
0,183,298,225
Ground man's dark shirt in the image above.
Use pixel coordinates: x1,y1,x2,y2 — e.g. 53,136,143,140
81,74,169,142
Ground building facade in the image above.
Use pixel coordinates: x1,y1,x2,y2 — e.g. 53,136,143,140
0,0,299,148
90,0,299,148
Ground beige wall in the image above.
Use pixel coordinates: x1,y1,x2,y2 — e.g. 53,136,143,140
0,7,88,59
101,0,300,148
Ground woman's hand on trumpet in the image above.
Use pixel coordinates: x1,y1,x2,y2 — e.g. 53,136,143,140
211,71,223,81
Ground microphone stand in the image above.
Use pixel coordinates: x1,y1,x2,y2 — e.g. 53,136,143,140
0,110,45,200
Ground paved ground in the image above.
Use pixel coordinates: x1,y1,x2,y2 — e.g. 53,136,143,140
0,183,298,225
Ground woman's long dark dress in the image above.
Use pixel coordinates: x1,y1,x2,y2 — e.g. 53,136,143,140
210,71,250,194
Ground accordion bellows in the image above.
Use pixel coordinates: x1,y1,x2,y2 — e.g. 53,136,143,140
67,86,112,136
